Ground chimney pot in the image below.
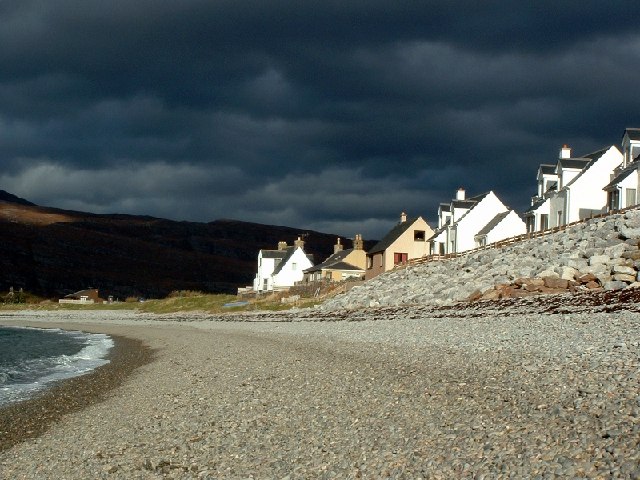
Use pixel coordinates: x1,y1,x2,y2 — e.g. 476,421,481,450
277,241,288,251
353,234,364,250
400,212,407,223
294,236,305,249
334,237,343,254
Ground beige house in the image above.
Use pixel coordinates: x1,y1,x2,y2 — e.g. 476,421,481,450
365,213,434,280
304,235,366,282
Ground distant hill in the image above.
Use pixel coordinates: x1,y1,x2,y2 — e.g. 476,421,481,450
0,190,36,206
0,190,375,299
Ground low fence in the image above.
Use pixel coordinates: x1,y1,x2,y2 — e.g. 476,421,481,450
401,205,638,269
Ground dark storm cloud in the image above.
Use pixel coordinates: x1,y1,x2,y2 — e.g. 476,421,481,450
1,1,640,238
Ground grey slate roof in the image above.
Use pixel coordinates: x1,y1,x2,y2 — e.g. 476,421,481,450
448,192,490,228
558,158,591,170
261,250,288,259
475,211,511,237
367,217,419,255
451,199,478,208
603,162,639,191
625,128,640,141
272,247,305,275
538,164,556,175
439,203,451,212
271,247,294,274
305,249,354,272
304,262,364,273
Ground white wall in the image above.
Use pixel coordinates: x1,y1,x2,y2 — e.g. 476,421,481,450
618,170,639,208
485,210,526,244
559,168,582,190
272,248,314,289
531,197,550,231
253,252,278,292
453,192,508,253
566,146,622,222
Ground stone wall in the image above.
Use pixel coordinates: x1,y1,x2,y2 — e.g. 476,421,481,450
321,208,640,311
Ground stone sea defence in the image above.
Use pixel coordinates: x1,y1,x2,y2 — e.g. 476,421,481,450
322,208,640,311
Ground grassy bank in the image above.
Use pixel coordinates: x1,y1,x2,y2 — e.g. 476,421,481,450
1,290,322,315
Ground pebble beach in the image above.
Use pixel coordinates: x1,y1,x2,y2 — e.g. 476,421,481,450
0,302,639,479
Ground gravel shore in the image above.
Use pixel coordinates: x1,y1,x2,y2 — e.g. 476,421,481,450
0,305,639,479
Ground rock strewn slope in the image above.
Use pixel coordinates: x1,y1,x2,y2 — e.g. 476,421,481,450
322,208,640,311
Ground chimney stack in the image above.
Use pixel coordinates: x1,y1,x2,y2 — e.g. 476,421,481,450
353,234,364,251
294,236,305,249
560,145,571,159
400,212,407,223
456,187,466,200
277,241,288,251
334,237,343,254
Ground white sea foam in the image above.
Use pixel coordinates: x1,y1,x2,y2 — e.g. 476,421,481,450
0,328,114,407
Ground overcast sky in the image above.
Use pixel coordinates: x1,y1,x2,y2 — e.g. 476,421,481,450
1,1,640,239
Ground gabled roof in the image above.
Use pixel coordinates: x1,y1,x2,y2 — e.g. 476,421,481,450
603,161,639,191
538,164,556,175
306,248,354,272
563,146,618,190
449,192,490,227
261,250,288,259
624,128,640,141
451,199,477,208
328,261,364,271
475,211,511,237
367,217,419,255
305,259,363,274
558,158,591,170
272,247,297,275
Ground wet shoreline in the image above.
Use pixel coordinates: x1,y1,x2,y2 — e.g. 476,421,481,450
0,331,152,452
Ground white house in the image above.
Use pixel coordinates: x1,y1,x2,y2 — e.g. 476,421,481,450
430,189,525,254
430,188,479,255
548,145,623,227
252,237,314,293
474,210,526,247
524,164,557,232
604,128,640,211
526,144,624,230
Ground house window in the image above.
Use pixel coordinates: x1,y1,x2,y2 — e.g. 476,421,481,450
626,188,636,208
609,190,620,210
557,210,563,226
292,262,297,270
367,256,372,269
263,279,268,290
540,214,549,231
414,230,425,241
393,252,408,265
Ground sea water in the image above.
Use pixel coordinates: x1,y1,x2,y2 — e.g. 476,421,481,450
0,326,114,407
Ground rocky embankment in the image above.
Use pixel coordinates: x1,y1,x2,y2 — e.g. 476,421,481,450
322,208,640,311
